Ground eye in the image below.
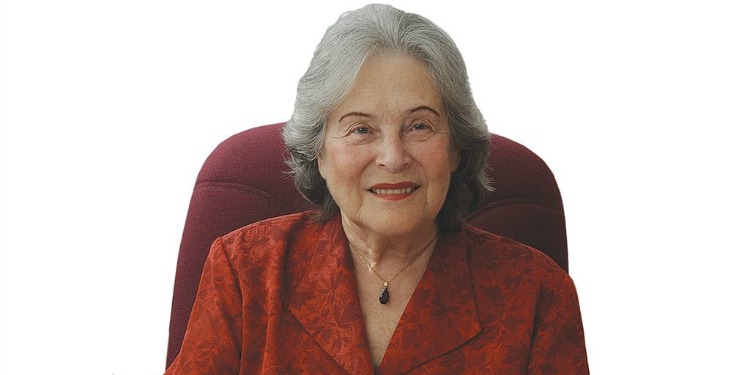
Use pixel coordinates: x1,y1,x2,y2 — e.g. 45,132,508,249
407,121,434,133
404,120,438,141
353,126,371,134
344,124,375,142
412,122,430,131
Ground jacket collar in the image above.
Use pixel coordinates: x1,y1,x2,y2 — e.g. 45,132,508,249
287,218,480,374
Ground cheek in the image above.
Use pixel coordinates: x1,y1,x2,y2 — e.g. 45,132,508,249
317,142,339,182
319,144,365,185
424,139,458,175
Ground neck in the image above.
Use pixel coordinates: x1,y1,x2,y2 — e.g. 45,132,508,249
341,217,439,266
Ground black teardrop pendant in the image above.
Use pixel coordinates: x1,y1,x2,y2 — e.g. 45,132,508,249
378,286,390,304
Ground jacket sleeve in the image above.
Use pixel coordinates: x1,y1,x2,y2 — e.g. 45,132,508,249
527,273,590,374
165,237,243,374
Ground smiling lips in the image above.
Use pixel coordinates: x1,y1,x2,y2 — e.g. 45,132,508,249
369,182,419,200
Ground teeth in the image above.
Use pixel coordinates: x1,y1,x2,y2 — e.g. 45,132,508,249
372,187,414,195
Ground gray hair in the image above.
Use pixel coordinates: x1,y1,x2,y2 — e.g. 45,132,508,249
283,4,492,232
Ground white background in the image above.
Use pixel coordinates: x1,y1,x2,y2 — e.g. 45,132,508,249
1,1,748,374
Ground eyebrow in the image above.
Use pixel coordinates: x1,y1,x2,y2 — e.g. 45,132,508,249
407,106,441,117
338,106,440,123
338,112,373,123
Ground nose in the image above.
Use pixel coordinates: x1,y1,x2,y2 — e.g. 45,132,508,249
376,132,412,172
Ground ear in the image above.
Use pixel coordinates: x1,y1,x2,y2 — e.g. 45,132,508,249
450,148,460,173
317,149,329,181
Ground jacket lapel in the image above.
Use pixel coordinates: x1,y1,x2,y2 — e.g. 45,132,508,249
379,231,481,374
286,218,375,374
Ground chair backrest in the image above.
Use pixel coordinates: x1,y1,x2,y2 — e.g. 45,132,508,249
165,122,567,367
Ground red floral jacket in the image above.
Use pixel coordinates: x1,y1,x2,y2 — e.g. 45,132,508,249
165,212,589,374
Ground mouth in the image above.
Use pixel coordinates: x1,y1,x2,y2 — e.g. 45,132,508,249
371,187,416,195
368,182,420,199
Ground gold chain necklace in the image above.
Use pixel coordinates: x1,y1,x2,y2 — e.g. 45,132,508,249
348,235,437,305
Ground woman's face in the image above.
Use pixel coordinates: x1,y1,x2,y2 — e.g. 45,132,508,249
318,53,459,238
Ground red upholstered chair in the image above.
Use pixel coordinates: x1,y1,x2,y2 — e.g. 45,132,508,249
165,122,568,368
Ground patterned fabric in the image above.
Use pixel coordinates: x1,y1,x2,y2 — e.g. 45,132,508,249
165,212,588,374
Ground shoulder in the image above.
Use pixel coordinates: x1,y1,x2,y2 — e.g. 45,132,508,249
459,224,572,291
217,211,320,252
455,225,582,329
209,211,328,275
461,224,565,273
222,211,319,242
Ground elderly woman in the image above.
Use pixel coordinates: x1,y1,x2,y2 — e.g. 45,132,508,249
166,4,588,374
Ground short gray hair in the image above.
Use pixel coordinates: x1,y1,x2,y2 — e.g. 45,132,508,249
284,4,492,232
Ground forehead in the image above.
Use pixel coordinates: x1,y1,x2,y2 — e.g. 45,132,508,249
332,53,445,117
